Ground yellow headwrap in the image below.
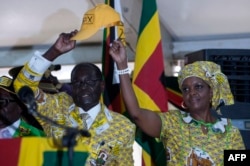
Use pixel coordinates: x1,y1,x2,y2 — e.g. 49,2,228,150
178,61,234,112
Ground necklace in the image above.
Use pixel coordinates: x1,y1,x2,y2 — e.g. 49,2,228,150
192,119,214,133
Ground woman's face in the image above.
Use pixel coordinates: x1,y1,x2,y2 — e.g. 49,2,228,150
180,76,212,112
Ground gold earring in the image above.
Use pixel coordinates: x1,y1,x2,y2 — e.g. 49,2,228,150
181,101,187,109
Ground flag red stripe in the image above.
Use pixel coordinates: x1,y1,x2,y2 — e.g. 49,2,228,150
134,42,167,111
0,138,21,165
167,88,183,110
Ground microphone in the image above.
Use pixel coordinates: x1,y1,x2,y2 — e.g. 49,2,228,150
17,85,91,137
49,64,61,71
17,85,90,166
17,86,37,114
17,85,35,105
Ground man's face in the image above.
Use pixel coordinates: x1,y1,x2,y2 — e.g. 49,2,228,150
71,64,104,111
0,89,22,128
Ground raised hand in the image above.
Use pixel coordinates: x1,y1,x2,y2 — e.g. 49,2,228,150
43,30,78,61
53,30,78,54
109,40,128,69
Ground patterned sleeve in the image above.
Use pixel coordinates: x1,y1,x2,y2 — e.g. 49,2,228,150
230,126,246,150
14,63,41,96
159,110,180,141
35,92,73,137
13,51,51,98
116,123,136,166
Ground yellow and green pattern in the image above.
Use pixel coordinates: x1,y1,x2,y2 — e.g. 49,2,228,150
159,110,245,166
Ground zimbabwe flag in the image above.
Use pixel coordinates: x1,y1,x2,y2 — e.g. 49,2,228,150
102,0,126,114
132,0,168,165
0,137,89,166
165,76,183,111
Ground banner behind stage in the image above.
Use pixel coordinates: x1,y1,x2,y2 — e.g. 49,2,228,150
0,137,89,166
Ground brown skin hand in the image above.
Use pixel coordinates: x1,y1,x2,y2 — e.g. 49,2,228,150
43,30,78,61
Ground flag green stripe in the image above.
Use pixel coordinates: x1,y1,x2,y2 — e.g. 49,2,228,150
138,0,157,37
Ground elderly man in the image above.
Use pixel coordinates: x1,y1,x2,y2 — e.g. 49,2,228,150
13,30,136,166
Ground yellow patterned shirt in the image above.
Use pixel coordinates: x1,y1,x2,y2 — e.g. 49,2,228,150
159,110,245,166
14,64,136,166
38,93,136,166
23,90,135,166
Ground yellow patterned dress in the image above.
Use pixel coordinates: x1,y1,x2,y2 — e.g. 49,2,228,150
159,110,245,166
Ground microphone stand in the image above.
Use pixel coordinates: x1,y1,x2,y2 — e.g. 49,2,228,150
27,101,90,166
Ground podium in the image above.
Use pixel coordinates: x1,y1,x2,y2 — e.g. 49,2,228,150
0,137,89,166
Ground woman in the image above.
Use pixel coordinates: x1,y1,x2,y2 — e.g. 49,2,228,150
109,40,245,165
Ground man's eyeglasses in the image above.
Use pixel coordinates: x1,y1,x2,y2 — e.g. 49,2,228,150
0,98,16,108
71,79,102,87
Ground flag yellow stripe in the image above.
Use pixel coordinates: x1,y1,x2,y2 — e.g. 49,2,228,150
18,137,49,165
18,137,89,165
133,84,161,111
134,12,161,79
142,149,153,166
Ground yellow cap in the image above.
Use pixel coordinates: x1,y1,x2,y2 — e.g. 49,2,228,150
71,4,121,41
0,76,15,94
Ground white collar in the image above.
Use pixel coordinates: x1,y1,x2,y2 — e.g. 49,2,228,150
181,111,228,133
0,119,21,138
79,103,101,128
